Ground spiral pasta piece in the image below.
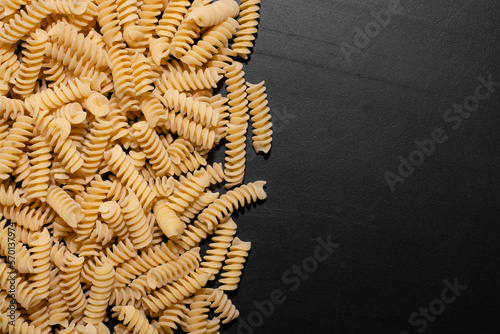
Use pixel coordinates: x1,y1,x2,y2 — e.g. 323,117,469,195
101,238,137,267
180,18,238,67
219,237,251,291
153,200,185,239
156,0,190,39
132,121,174,177
200,218,236,279
168,171,211,214
140,93,167,128
224,122,247,188
47,185,84,229
60,251,87,319
232,0,261,58
131,53,155,95
95,0,123,46
160,90,220,128
1,204,47,231
142,269,210,314
100,201,130,240
25,136,51,202
198,181,267,230
48,0,88,15
76,178,111,241
151,302,189,334
83,262,115,326
79,117,113,176
29,228,51,305
52,102,86,124
120,189,154,250
163,108,216,150
48,268,70,326
169,10,202,59
185,298,210,334
108,42,135,99
13,29,48,98
186,0,239,27
146,246,201,290
0,0,28,19
104,145,156,210
164,67,222,93
0,0,54,46
114,305,159,334
224,61,249,125
0,314,42,334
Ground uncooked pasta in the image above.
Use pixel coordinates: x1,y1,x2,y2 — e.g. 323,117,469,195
0,0,273,332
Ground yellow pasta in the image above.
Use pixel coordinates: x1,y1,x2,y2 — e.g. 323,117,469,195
0,0,273,331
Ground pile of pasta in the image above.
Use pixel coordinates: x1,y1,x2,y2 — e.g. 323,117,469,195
0,0,273,332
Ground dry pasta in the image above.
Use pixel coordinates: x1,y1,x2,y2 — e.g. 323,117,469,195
0,0,273,332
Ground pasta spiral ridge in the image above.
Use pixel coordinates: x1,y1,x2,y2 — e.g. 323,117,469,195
151,302,189,334
164,67,222,93
142,269,210,314
198,181,267,230
168,171,211,213
114,305,159,334
169,16,201,59
13,29,48,97
166,138,193,165
146,246,201,290
161,90,220,128
219,237,251,291
0,0,28,19
140,93,167,128
224,61,249,125
0,314,42,334
186,0,240,27
131,53,155,95
172,219,211,251
180,17,239,67
11,151,30,186
120,189,154,250
200,218,236,278
101,238,137,267
156,0,190,39
48,0,88,15
185,298,210,334
179,190,219,224
108,42,135,99
60,251,87,319
104,145,156,210
153,200,185,240
1,204,47,231
95,0,123,47
163,108,216,150
76,178,111,241
52,103,86,124
48,268,70,326
47,185,84,229
0,0,54,46
132,121,174,177
79,117,113,176
232,0,261,58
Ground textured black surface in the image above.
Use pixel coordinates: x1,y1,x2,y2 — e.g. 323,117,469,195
226,1,500,334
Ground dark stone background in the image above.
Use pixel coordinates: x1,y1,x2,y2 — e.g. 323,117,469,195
224,0,500,333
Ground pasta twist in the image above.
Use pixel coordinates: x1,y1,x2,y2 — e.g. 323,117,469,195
132,121,174,177
232,0,261,58
66,0,98,32
29,228,52,305
200,218,236,278
0,0,54,46
0,0,28,19
100,238,137,267
0,96,25,120
156,0,190,39
160,90,220,128
60,251,87,319
108,42,135,99
153,200,185,239
146,247,201,290
83,262,115,326
0,315,42,334
120,189,154,250
148,176,176,198
44,117,84,173
48,0,88,15
168,171,211,214
180,18,239,67
224,122,247,188
47,185,84,229
169,13,201,59
151,303,189,334
167,67,222,93
198,162,225,185
219,237,251,291
171,220,211,252
136,0,163,46
25,136,51,202
114,305,159,334
207,288,239,324
79,117,113,176
28,303,51,334
95,0,123,47
142,269,210,314
100,201,130,240
0,115,33,180
1,204,47,231
25,77,92,113
13,29,48,98
140,93,167,128
198,181,267,230
76,178,111,241
116,0,143,46
247,80,272,154
0,222,33,273
104,145,156,210
166,138,193,164
0,182,25,207
224,61,249,125
186,0,240,27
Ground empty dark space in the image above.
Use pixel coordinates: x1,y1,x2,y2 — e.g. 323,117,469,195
231,1,500,333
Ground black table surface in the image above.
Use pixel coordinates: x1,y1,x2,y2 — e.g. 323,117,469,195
224,1,500,333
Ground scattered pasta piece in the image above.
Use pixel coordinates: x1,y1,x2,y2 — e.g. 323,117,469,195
0,0,272,332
